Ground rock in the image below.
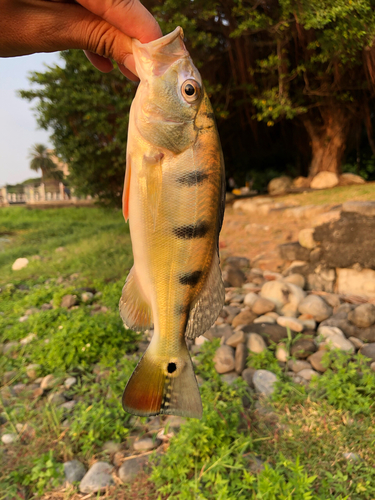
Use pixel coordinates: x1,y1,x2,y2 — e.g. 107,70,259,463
253,370,277,397
268,176,292,195
133,437,159,452
1,433,17,444
298,314,316,330
293,176,310,189
79,462,114,493
252,298,275,315
276,343,288,362
64,377,77,389
13,383,27,395
318,326,355,353
298,369,319,381
81,292,94,302
226,256,250,268
243,323,288,344
235,343,247,374
284,273,305,289
40,374,59,390
221,372,240,385
19,315,28,323
61,294,78,308
41,303,53,311
247,333,267,353
3,370,17,384
298,228,317,250
12,258,29,271
242,367,255,388
308,350,327,372
2,342,19,354
16,423,35,441
118,455,149,483
102,441,122,454
244,292,259,308
60,400,77,411
279,242,311,261
20,333,37,345
276,316,304,332
371,362,375,372
55,246,65,252
360,343,375,361
348,303,375,328
224,266,246,287
48,393,66,405
226,330,246,347
312,210,341,227
64,460,87,485
261,280,305,315
287,359,311,373
310,171,339,189
290,338,317,359
348,337,364,349
232,310,257,328
214,345,235,374
254,315,275,324
339,173,366,186
298,295,332,322
207,324,233,341
164,415,187,428
342,200,375,216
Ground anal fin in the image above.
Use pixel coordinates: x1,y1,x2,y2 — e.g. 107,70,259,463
119,267,153,332
185,252,225,339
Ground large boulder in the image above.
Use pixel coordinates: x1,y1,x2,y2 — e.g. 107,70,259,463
310,172,339,190
268,176,292,195
339,173,365,186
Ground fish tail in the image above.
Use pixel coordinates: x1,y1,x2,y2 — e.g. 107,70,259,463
122,338,202,419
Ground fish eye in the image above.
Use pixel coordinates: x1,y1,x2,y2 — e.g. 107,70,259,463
181,79,201,103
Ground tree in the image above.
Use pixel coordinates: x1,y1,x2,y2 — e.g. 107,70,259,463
29,144,63,181
20,51,135,207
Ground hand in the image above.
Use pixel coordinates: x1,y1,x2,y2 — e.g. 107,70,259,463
0,0,162,79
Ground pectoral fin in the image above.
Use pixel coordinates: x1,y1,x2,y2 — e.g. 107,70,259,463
119,267,153,331
185,252,225,339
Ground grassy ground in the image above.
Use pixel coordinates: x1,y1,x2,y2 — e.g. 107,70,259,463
1,206,375,499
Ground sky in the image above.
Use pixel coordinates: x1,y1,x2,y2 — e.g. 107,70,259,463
0,52,61,186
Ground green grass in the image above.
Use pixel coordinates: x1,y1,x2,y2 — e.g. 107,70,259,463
1,206,375,499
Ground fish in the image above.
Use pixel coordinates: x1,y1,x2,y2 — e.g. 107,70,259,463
120,27,225,419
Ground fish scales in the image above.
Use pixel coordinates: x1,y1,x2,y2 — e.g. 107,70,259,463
119,27,225,418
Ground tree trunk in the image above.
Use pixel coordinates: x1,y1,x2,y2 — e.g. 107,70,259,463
302,106,353,177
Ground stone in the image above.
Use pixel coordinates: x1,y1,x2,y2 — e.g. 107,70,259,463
1,433,17,444
342,200,375,216
268,176,292,195
81,291,94,302
207,324,233,341
293,176,310,188
360,343,375,361
64,376,77,389
298,295,332,322
118,455,149,483
287,360,311,373
279,242,311,261
79,462,114,493
13,383,27,395
226,256,250,268
232,310,257,328
16,423,35,441
298,228,317,249
60,400,77,411
242,367,255,388
55,246,65,252
310,171,339,189
64,460,87,485
2,342,19,354
19,315,28,323
243,292,259,308
235,343,247,374
48,393,66,405
254,315,275,324
41,303,53,311
253,370,277,397
226,330,246,347
284,273,305,289
102,441,122,454
277,316,304,332
308,350,327,372
221,372,240,385
40,374,59,390
260,280,305,315
298,315,316,330
275,343,288,362
348,337,364,349
312,210,341,227
243,323,288,344
12,258,29,271
339,173,365,186
298,369,319,381
20,333,37,345
164,415,187,428
290,338,317,359
133,437,159,452
371,362,375,372
61,294,78,308
214,345,235,373
3,370,16,384
318,326,355,353
348,303,375,328
224,266,246,287
252,298,275,315
247,333,267,353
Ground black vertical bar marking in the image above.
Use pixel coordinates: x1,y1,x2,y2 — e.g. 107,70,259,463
176,170,209,187
173,221,209,239
179,270,202,286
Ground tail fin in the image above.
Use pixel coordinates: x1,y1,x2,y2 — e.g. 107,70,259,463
122,340,202,419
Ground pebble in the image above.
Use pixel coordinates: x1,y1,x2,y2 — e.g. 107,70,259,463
164,416,187,428
225,266,246,287
41,303,53,311
41,374,59,390
2,342,19,354
64,376,77,389
277,316,304,332
242,367,255,388
284,273,305,289
232,310,257,328
19,315,28,323
64,460,87,485
308,350,327,372
247,333,267,353
61,294,78,308
360,343,375,361
254,315,275,324
13,383,26,395
1,433,17,444
48,393,66,405
290,338,317,359
252,298,275,315
118,455,149,483
260,280,305,314
265,311,279,320
221,372,240,385
195,336,208,346
81,291,94,302
298,368,319,381
287,360,311,373
3,370,17,384
318,326,355,353
213,345,235,374
102,441,122,454
235,343,247,374
133,437,159,452
226,330,246,347
275,343,288,362
348,303,375,328
298,295,332,322
371,362,375,372
298,228,317,249
26,364,41,380
79,462,114,493
253,370,277,397
298,315,316,330
348,337,364,349
12,258,29,271
60,400,77,411
20,333,37,345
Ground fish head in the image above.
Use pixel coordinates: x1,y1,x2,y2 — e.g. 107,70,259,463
132,27,206,154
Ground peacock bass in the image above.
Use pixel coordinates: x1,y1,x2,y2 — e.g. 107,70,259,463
120,27,225,419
